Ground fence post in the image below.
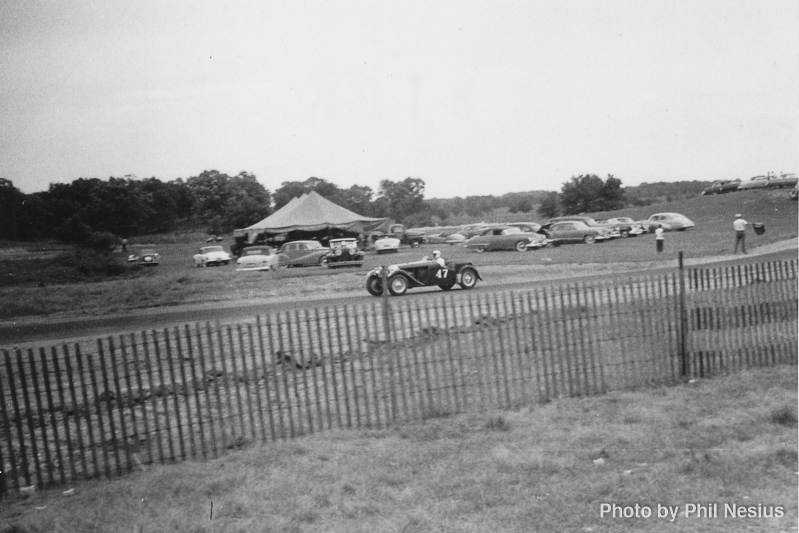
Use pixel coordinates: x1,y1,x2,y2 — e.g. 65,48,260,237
678,251,688,377
381,266,391,343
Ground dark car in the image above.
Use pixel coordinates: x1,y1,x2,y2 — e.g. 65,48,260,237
465,226,547,252
544,221,613,245
365,258,481,296
549,215,624,238
702,179,741,195
128,248,160,266
275,240,330,267
324,238,365,268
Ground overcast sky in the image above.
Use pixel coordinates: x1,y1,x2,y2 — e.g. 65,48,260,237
1,1,797,198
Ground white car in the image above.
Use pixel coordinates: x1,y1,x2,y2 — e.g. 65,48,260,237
193,245,232,267
374,237,401,254
637,213,695,232
235,245,279,271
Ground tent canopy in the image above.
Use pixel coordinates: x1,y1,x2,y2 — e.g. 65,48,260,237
240,190,388,236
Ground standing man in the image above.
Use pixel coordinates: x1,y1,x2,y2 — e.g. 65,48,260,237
733,214,748,254
654,224,665,253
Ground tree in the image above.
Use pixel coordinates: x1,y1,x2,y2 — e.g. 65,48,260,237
538,192,561,219
507,194,534,214
0,179,24,240
377,177,426,221
186,170,271,233
560,174,626,215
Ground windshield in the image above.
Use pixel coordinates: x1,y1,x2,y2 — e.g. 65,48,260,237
201,246,224,253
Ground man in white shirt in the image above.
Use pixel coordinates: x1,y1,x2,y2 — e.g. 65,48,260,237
432,250,446,267
733,214,748,254
654,225,665,253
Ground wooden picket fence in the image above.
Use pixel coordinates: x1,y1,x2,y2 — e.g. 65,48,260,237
0,257,795,496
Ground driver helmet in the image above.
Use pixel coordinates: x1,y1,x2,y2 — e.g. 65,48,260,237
433,250,441,258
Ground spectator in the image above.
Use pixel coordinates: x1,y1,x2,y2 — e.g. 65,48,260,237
733,214,748,254
654,225,665,253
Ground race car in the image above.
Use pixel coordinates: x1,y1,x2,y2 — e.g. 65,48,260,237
365,258,481,296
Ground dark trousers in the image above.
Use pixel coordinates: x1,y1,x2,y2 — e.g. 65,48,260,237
734,231,746,254
656,239,664,253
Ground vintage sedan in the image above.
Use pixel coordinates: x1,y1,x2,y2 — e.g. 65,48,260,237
550,215,622,238
702,179,741,195
235,245,279,271
374,236,401,254
546,221,613,245
275,240,329,267
599,217,645,237
738,175,772,191
324,238,365,268
193,245,232,267
465,226,547,252
637,213,695,232
128,248,160,266
365,258,481,296
768,173,798,189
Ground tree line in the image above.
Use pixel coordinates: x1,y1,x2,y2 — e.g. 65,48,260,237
0,171,708,242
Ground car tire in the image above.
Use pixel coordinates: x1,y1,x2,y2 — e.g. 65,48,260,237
223,260,230,265
514,241,527,252
458,267,478,290
388,275,409,296
319,256,327,266
584,235,596,244
439,281,455,291
620,230,629,238
366,276,383,296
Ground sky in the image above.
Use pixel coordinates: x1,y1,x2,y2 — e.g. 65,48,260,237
1,1,797,199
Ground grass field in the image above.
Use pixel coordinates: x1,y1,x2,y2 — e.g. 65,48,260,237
0,365,795,533
0,189,796,321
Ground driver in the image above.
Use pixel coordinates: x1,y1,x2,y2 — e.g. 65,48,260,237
432,250,446,267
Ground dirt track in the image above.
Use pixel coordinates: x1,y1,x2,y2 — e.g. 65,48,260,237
1,239,796,348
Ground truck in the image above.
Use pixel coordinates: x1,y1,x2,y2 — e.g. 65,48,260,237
368,223,426,248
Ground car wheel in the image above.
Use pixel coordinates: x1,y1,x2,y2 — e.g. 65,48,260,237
620,230,629,238
584,235,596,244
319,256,327,266
388,275,409,296
459,267,478,289
223,260,230,265
409,239,421,248
366,276,383,296
439,281,455,291
514,240,528,252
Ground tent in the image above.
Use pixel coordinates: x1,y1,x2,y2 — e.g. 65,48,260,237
236,190,388,245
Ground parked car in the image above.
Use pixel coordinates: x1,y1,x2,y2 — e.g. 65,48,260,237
193,245,232,267
444,233,468,246
275,240,329,267
550,215,622,238
128,248,160,266
365,258,481,296
465,226,547,252
324,238,365,268
235,245,279,271
545,221,613,245
738,175,772,191
374,236,401,254
702,179,741,195
768,173,798,189
506,222,544,234
598,217,645,237
637,213,695,232
368,223,426,248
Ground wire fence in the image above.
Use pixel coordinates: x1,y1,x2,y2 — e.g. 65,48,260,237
0,257,796,496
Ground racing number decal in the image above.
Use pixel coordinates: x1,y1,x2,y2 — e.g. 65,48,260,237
435,268,449,279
